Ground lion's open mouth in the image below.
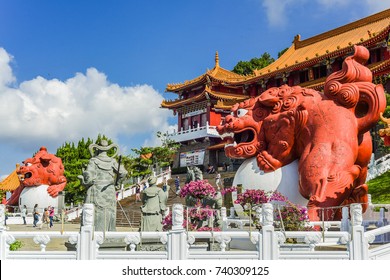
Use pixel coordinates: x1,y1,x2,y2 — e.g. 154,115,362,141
24,172,32,179
220,128,255,148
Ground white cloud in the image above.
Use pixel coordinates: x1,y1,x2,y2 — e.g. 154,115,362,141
261,0,389,28
363,0,390,14
261,0,296,27
0,47,171,153
316,0,352,8
0,48,15,87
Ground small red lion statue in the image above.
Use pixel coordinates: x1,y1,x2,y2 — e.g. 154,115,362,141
217,46,386,221
7,147,67,206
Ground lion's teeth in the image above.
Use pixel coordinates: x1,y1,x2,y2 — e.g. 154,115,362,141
220,132,234,139
233,141,237,147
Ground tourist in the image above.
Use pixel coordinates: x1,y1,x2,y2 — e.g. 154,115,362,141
206,164,215,174
49,206,55,228
215,172,222,190
174,176,180,195
39,207,50,229
33,204,39,227
135,184,141,202
162,177,168,192
21,205,27,225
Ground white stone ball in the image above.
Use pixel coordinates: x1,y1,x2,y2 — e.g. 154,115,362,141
19,185,59,212
232,158,308,216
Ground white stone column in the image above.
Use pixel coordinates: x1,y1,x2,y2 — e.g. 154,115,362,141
168,204,187,260
340,206,349,232
221,207,227,230
79,203,96,260
261,203,278,260
349,203,368,260
0,204,8,260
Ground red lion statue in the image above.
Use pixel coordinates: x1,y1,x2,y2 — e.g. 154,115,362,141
217,46,386,221
7,146,67,206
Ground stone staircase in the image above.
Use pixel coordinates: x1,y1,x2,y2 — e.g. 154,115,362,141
115,171,236,228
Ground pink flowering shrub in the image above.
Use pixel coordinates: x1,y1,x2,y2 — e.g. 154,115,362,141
180,180,216,200
276,202,312,231
234,189,287,209
163,206,220,231
221,186,237,195
234,189,312,231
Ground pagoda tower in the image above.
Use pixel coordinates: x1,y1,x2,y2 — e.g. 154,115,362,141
161,52,250,171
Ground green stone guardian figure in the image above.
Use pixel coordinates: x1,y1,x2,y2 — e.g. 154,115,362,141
140,176,169,231
79,140,127,231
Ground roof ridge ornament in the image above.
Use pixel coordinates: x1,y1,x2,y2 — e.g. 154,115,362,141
215,51,220,67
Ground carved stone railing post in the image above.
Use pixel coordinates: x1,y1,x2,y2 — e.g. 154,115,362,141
255,206,262,226
168,204,187,260
214,233,231,252
349,203,368,260
0,204,8,260
229,207,235,218
221,207,227,230
0,204,6,231
33,235,50,252
261,203,278,260
340,206,349,232
79,203,96,260
124,234,141,252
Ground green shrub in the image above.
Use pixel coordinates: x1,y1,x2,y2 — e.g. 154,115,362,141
9,240,23,251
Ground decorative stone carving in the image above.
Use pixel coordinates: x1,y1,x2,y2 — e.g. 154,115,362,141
124,234,141,251
0,205,5,230
79,140,127,232
275,231,286,245
214,233,231,251
82,203,94,227
217,46,386,221
68,235,79,247
140,176,168,232
303,233,322,246
262,203,273,226
33,234,50,251
338,233,351,245
6,234,16,246
350,203,363,226
172,204,184,230
187,234,196,245
221,207,227,220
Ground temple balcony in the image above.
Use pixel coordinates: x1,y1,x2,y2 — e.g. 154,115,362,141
167,122,220,143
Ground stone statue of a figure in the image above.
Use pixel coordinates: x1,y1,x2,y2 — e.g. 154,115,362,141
140,176,169,231
79,140,127,231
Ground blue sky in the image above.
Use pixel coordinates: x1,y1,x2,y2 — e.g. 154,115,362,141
0,0,389,176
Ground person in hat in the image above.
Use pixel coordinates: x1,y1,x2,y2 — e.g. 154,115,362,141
140,176,168,231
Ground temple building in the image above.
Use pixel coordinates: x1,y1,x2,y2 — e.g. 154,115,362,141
162,9,390,171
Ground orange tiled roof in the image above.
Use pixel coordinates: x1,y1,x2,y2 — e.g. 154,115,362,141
166,52,250,92
293,59,390,91
0,169,20,191
248,9,390,81
161,86,248,109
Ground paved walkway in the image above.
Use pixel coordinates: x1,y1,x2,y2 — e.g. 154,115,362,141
6,222,136,251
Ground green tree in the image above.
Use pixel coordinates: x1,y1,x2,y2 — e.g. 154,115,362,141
56,134,115,204
278,47,289,58
232,52,275,75
127,131,180,179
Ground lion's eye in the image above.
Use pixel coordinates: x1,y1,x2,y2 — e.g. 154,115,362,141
237,109,248,117
26,163,32,167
